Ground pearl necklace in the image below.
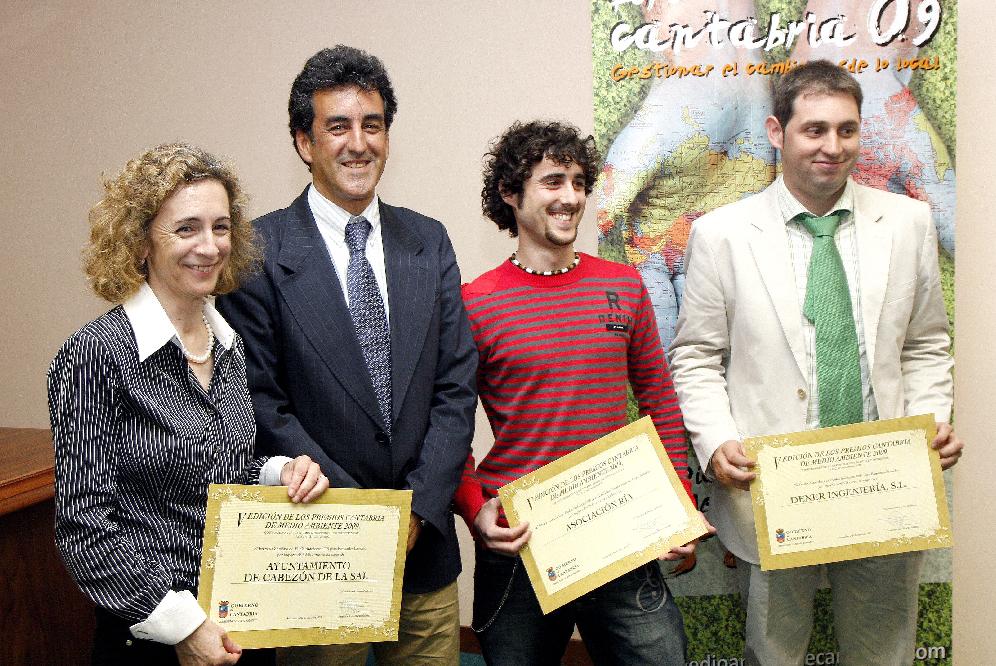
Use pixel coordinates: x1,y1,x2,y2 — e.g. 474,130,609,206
178,309,214,365
509,252,581,276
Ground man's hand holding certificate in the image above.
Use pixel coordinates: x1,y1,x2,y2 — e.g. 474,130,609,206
197,486,412,648
498,417,710,614
745,414,952,571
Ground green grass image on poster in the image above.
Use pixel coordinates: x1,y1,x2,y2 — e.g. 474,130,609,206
677,583,951,664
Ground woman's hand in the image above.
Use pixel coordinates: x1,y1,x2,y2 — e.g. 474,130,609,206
175,620,240,665
280,455,329,503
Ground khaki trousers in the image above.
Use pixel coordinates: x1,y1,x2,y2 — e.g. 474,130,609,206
277,581,460,665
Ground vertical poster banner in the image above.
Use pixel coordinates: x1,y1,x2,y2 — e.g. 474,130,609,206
593,1,956,663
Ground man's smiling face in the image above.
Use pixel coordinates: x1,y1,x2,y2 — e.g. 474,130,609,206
504,156,587,252
767,90,861,215
295,85,390,214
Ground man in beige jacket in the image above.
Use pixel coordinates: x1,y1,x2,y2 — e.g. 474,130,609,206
669,60,962,666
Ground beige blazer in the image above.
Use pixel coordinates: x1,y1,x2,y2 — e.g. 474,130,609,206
668,180,953,563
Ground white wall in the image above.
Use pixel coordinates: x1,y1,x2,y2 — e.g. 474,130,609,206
950,2,996,662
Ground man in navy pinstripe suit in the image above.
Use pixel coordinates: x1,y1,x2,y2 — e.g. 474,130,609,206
218,45,477,664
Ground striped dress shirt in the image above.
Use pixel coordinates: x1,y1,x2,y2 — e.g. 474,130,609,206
47,283,287,644
308,185,390,318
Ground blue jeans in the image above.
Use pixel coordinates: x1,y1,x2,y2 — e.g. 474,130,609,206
473,547,687,666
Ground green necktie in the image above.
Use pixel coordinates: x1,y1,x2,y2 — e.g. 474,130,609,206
797,212,863,427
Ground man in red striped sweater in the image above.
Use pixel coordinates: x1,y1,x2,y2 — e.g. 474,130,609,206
453,121,706,666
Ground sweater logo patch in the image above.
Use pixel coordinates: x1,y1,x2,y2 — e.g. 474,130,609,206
601,290,631,333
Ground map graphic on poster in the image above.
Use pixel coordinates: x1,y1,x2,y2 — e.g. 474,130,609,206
593,0,956,662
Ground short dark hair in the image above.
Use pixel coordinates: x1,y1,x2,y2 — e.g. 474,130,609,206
288,45,398,152
773,59,863,127
481,121,599,237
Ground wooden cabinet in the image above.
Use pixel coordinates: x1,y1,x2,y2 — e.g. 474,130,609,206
0,428,94,666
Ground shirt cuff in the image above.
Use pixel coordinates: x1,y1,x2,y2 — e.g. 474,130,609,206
129,590,206,645
259,456,294,486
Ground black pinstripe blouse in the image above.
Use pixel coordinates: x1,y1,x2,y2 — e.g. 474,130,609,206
47,295,264,626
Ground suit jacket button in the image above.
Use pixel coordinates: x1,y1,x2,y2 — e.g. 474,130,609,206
375,432,389,445
797,388,807,400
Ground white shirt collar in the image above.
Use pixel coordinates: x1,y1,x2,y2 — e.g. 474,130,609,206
307,185,381,241
122,282,236,362
776,175,855,224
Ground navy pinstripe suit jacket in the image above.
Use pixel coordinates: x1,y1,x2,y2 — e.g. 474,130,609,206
218,188,477,593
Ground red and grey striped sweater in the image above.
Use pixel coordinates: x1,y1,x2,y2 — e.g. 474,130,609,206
453,253,691,526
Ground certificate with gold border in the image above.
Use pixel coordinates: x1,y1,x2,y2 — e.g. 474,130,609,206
745,414,951,571
498,416,709,614
197,485,411,648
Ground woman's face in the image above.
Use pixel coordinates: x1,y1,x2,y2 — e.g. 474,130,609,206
143,179,232,310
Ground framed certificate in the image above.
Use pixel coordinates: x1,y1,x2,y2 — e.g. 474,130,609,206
499,416,709,614
745,414,952,571
197,485,411,648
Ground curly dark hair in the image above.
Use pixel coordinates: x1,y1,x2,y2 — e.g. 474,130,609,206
288,45,398,161
773,59,863,128
481,121,599,237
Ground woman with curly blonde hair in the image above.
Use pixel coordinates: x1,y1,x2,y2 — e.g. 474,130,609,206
48,143,329,666
83,142,259,304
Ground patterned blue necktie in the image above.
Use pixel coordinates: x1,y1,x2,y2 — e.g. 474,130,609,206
344,216,392,432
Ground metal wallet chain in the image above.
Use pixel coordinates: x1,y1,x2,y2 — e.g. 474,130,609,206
470,557,519,633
